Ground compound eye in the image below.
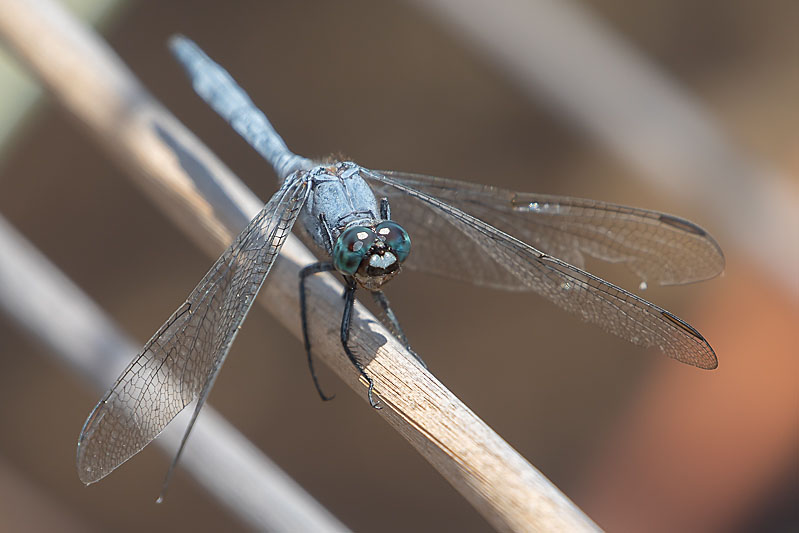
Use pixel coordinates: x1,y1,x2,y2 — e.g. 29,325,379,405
375,221,411,263
333,226,376,275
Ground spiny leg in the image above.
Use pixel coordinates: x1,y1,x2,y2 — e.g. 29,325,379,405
371,290,427,369
299,262,337,401
341,278,381,409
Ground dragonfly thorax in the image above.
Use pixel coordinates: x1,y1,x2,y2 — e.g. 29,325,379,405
333,221,411,291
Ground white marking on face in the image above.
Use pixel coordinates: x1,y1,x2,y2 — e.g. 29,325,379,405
369,252,397,269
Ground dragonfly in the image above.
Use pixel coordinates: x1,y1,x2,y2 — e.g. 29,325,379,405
76,36,724,495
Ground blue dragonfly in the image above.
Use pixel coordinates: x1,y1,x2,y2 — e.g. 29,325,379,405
77,36,724,492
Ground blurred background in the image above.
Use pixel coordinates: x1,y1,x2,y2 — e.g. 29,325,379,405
0,0,796,531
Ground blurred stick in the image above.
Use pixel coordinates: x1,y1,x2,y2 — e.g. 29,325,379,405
413,0,799,296
0,0,600,531
0,216,351,533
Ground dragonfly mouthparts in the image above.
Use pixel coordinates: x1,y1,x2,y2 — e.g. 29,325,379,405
369,250,397,270
353,242,399,290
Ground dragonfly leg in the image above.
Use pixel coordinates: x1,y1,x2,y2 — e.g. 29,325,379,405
318,212,336,255
299,262,337,401
342,278,381,409
371,290,427,369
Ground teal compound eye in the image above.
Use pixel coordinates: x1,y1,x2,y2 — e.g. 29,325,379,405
375,221,411,263
333,226,377,275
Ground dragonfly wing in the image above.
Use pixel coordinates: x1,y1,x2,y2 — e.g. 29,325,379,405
363,169,717,369
369,170,724,288
76,175,311,484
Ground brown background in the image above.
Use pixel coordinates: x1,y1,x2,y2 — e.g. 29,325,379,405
0,1,796,532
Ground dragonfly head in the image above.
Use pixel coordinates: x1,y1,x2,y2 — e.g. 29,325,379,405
333,221,411,290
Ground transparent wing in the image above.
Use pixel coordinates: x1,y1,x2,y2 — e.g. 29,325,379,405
369,170,724,290
76,175,311,484
363,169,717,369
